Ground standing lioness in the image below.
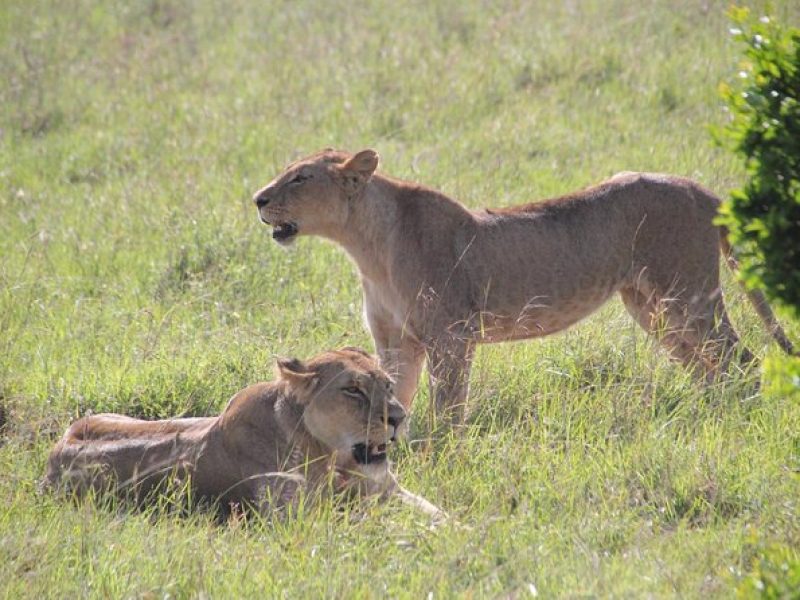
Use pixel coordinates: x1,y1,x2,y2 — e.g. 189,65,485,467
44,347,443,519
253,150,795,423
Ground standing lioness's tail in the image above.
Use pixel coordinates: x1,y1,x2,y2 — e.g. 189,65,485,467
719,228,796,355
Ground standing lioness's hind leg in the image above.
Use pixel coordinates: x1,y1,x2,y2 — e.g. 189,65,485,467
706,297,756,375
619,285,754,380
619,286,711,376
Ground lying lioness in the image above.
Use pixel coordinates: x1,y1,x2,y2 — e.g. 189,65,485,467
43,347,444,519
252,149,795,424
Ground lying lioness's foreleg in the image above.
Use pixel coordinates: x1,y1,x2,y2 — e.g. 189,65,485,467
394,486,448,523
378,472,447,522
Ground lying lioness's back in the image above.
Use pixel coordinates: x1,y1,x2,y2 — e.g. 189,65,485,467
42,348,444,520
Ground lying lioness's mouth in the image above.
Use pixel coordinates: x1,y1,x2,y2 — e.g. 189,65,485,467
352,442,388,465
271,222,298,243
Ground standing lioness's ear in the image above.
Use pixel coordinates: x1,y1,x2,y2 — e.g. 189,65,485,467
342,149,379,179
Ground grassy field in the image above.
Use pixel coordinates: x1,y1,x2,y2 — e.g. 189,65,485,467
2,0,800,596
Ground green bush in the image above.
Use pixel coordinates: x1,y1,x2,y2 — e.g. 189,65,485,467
737,540,800,599
715,7,800,319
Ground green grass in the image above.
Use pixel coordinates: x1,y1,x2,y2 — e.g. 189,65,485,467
2,0,800,596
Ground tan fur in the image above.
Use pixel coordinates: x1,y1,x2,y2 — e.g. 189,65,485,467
43,348,444,519
253,150,795,424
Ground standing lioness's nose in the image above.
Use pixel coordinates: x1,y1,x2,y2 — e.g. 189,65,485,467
253,191,270,208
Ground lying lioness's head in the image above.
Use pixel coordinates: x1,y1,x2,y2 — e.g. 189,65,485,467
277,347,403,477
252,149,379,245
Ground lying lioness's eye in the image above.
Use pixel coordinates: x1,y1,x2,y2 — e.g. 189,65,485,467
342,385,366,399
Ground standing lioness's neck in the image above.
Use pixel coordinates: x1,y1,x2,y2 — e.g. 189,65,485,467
320,177,401,281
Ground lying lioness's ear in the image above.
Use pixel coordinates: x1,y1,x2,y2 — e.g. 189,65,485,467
341,149,379,179
276,357,316,391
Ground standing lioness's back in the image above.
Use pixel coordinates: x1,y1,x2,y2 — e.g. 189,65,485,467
252,150,795,424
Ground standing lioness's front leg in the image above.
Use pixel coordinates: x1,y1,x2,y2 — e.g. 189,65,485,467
426,338,475,427
364,305,425,412
382,338,426,413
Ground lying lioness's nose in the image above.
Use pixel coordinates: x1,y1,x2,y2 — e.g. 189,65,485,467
386,399,406,430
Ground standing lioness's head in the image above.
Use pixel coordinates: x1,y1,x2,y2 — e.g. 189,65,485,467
252,149,379,245
277,347,404,477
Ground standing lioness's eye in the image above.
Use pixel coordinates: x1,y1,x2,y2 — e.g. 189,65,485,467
289,173,311,185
